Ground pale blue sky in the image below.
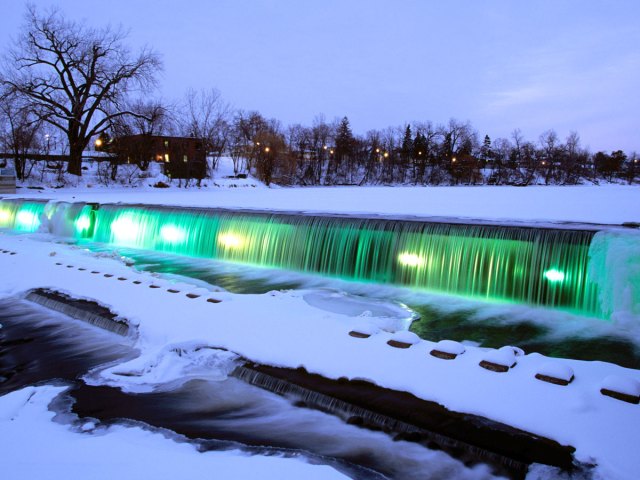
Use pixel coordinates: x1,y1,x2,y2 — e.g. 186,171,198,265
1,0,638,151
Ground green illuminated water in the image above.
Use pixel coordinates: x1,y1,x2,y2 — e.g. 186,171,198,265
0,199,47,232
0,199,610,317
84,203,600,316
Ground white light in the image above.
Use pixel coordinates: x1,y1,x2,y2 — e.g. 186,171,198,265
111,216,139,243
398,252,425,267
75,216,92,232
160,225,186,243
218,233,244,249
0,210,12,224
544,269,565,282
16,210,39,230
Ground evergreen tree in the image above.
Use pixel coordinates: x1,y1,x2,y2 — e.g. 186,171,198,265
332,116,355,181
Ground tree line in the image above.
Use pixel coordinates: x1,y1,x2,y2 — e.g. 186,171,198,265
1,5,637,187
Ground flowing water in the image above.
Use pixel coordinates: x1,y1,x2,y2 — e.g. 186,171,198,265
0,298,500,480
0,199,609,316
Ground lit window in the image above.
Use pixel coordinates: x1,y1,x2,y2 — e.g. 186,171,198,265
164,140,169,148
183,155,188,163
164,154,169,163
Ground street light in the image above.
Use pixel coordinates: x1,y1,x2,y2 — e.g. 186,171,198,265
264,147,270,153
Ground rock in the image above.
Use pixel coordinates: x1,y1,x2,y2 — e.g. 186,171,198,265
387,330,420,349
534,362,574,386
430,339,466,360
600,375,640,404
348,323,380,339
480,348,517,372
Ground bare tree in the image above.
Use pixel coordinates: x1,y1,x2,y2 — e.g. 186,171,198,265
0,5,161,176
180,88,231,173
0,90,42,179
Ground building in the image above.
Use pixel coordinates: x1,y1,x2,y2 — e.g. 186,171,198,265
111,135,207,179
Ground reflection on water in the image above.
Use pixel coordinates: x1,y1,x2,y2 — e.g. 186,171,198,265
87,245,640,369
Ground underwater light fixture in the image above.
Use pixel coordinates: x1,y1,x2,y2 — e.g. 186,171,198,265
398,252,425,267
544,269,565,282
160,225,186,243
218,232,244,249
75,215,92,232
15,210,40,230
110,216,140,243
0,209,12,225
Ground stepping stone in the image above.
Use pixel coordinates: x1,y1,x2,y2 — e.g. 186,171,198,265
600,375,640,404
132,280,142,285
91,271,100,274
167,289,180,293
66,265,74,268
387,331,420,349
55,262,63,265
104,274,114,278
480,346,517,372
206,297,221,304
186,293,200,299
78,268,86,271
348,323,380,339
534,362,574,386
430,339,465,360
149,285,161,289
117,277,127,281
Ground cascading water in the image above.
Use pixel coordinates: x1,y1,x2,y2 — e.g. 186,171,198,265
2,198,638,319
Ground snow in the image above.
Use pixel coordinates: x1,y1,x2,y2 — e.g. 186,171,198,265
432,339,466,355
535,362,575,383
1,233,639,479
481,347,517,368
388,330,421,345
4,157,639,226
600,375,640,397
0,386,349,480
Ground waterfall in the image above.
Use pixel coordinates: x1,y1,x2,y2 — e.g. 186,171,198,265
0,199,47,232
88,203,601,316
231,364,577,476
24,288,130,336
3,198,636,319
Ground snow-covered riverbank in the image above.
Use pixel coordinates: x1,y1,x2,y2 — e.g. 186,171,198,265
1,232,639,479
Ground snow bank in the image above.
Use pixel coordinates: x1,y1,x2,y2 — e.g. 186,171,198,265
5,183,639,226
0,386,349,480
1,234,639,479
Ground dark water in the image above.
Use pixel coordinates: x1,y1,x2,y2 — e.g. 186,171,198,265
0,298,498,480
86,245,640,369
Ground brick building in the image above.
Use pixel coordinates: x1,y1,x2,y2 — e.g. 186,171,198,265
113,135,207,179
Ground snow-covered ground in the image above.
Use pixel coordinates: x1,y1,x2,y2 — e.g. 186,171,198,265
1,160,640,479
7,157,640,226
0,233,639,479
0,386,348,480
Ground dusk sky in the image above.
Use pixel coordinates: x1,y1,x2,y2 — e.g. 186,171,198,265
1,0,638,152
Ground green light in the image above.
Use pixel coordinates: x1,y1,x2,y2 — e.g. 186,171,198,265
160,225,186,243
544,269,565,282
398,252,425,267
